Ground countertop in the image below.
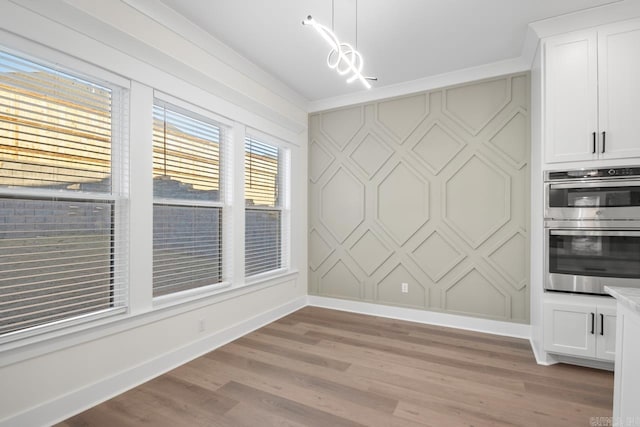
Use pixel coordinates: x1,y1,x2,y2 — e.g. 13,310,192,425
604,286,640,314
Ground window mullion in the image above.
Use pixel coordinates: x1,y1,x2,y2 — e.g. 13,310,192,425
128,81,154,314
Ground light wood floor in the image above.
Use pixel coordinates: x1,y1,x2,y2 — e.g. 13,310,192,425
59,307,614,427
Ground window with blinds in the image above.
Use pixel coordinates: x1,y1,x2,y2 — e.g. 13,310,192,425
0,49,127,340
152,102,224,297
244,137,285,277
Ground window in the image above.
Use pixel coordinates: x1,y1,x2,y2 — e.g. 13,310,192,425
0,49,127,340
152,101,225,297
244,136,287,277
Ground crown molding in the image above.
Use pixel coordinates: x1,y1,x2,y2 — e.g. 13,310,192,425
307,56,531,113
529,0,640,39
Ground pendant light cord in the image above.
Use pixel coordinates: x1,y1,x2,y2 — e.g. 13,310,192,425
355,0,358,50
332,0,334,31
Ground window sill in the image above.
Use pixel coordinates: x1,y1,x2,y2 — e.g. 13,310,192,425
245,268,293,286
0,270,299,368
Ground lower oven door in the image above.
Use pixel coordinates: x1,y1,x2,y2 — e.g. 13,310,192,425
546,229,640,294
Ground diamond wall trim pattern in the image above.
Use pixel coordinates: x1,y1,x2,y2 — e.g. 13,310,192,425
375,93,430,144
309,74,530,323
443,77,512,136
309,140,335,183
411,121,466,175
319,106,365,151
349,131,394,178
410,230,466,282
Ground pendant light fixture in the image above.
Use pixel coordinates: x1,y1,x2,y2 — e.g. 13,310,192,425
302,0,376,89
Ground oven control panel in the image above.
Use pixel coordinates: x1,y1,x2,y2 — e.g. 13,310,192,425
546,167,640,181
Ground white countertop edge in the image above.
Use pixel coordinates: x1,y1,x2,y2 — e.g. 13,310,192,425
604,285,640,314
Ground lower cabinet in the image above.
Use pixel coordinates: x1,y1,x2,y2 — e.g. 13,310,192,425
543,293,616,361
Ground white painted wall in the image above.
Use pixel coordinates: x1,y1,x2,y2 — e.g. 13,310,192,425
0,1,308,425
3,3,639,424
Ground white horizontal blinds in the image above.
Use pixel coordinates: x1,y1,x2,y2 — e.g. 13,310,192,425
245,137,283,277
0,51,112,192
0,49,127,339
152,102,224,297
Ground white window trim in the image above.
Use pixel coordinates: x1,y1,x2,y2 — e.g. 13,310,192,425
243,132,291,278
153,90,235,129
0,33,301,357
150,98,230,302
0,47,130,345
0,29,130,89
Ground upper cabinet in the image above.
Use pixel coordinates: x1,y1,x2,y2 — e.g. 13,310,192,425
544,20,640,164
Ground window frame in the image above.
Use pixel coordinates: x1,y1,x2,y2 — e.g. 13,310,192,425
151,97,231,303
243,133,291,281
0,46,129,345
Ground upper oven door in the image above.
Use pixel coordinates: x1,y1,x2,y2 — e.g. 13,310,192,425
545,179,640,220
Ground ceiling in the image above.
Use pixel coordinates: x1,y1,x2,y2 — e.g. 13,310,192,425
159,0,618,102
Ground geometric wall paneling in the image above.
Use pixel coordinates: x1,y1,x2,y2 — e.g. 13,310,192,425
309,139,335,183
349,131,393,179
319,259,362,299
486,231,528,290
309,228,334,271
509,287,529,322
443,154,511,249
411,121,466,175
443,77,511,136
309,72,530,323
486,108,528,169
319,167,365,243
376,162,430,245
320,106,365,151
350,229,393,276
376,262,428,309
442,266,510,319
376,93,429,144
509,74,528,111
411,230,466,282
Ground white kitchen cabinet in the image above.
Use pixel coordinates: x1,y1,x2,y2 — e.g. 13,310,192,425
543,293,616,361
595,304,617,360
544,19,640,164
597,20,640,160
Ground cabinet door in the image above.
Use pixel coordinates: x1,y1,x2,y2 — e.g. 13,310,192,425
544,301,596,358
598,20,640,160
596,305,617,361
544,31,598,164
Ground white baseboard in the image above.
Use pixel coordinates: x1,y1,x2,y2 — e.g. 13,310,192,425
306,296,531,339
1,296,307,427
549,354,614,371
529,338,557,366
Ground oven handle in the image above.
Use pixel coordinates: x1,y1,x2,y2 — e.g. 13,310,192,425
549,229,640,237
548,179,640,189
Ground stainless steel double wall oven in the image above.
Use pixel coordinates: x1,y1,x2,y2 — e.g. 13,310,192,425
544,166,640,295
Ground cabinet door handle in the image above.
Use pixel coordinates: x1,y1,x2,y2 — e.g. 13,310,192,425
592,132,596,154
600,313,604,336
602,131,606,153
590,312,595,334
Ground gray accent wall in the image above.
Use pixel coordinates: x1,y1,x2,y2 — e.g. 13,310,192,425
309,73,530,323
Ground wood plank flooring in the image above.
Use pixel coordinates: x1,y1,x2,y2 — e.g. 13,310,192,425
59,307,614,426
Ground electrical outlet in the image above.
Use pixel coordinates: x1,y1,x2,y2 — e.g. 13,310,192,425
198,319,205,333
401,282,409,293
